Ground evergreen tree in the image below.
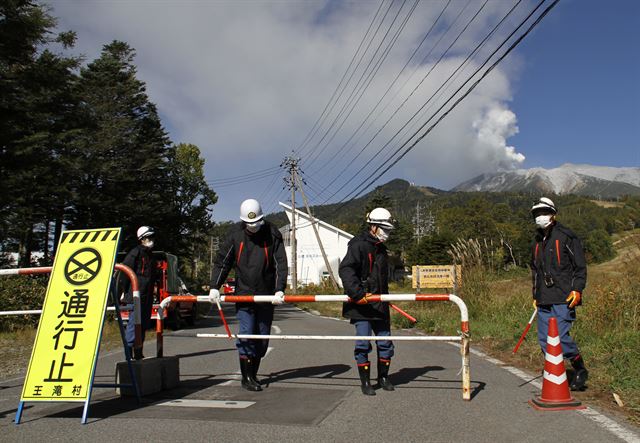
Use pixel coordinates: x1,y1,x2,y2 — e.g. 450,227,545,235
0,1,81,265
71,41,171,243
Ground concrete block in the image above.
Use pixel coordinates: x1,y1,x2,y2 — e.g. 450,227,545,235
116,358,163,397
160,356,180,390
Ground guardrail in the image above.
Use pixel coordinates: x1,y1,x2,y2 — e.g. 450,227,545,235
0,265,142,356
156,293,471,400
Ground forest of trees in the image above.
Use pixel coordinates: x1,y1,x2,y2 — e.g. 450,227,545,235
0,1,217,272
268,179,640,276
2,2,639,290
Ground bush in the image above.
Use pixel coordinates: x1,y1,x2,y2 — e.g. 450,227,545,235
585,229,615,263
0,275,47,331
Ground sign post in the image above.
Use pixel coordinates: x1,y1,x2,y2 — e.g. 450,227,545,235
16,228,121,424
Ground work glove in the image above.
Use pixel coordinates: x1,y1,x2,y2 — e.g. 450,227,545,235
350,293,372,305
209,288,221,304
566,290,581,308
532,299,537,309
272,291,285,305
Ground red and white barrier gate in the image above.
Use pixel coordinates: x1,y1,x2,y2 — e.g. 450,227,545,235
157,293,471,400
0,265,143,356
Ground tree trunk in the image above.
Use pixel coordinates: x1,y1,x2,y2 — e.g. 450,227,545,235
18,224,34,267
53,211,64,260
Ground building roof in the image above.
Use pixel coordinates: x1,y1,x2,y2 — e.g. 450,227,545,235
278,202,354,239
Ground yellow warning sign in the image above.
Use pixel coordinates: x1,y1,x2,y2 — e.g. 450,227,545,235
412,265,462,289
20,228,120,401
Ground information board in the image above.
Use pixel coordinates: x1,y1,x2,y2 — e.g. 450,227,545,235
412,265,462,290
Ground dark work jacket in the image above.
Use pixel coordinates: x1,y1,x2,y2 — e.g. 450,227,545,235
339,232,390,321
211,221,288,306
122,244,157,298
530,222,587,306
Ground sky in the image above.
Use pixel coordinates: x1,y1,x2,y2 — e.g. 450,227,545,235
48,0,640,222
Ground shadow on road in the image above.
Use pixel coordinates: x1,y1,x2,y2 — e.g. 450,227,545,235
173,347,236,359
393,366,445,386
264,363,352,384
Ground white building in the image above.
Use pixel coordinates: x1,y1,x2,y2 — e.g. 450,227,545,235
279,202,354,287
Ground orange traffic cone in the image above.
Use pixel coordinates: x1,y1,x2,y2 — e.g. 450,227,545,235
529,317,585,411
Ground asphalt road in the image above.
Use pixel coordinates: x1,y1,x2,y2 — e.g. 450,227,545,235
1,304,638,442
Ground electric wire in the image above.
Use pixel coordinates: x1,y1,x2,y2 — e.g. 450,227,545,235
295,0,386,157
299,0,400,161
303,0,413,168
321,0,493,204
308,0,474,202
337,0,557,207
308,0,453,183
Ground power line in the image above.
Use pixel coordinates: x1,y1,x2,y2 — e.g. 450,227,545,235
207,166,280,185
338,0,558,206
294,1,386,156
303,0,417,168
322,0,494,204
308,0,454,182
307,0,472,203
299,0,400,160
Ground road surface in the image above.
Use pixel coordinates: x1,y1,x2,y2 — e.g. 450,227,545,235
0,304,638,442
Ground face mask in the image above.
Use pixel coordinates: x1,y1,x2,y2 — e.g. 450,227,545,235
375,226,391,242
245,220,264,234
141,238,154,249
535,215,553,229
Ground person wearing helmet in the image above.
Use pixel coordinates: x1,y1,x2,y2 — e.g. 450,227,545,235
209,199,288,391
339,207,396,395
123,226,159,359
530,197,588,390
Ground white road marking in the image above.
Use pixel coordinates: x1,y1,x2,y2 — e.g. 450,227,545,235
156,399,255,409
452,343,639,442
577,408,640,443
272,325,281,334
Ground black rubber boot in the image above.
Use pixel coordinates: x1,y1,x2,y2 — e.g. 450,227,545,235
240,358,262,391
569,355,588,391
377,359,395,391
251,357,262,385
357,363,376,396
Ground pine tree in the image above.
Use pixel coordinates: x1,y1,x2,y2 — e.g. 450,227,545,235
71,41,171,240
0,1,81,265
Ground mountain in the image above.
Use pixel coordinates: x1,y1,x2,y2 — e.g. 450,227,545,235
266,179,447,227
452,164,640,198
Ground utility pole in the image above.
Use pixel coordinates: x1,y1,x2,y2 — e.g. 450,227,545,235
415,201,421,243
296,175,339,291
282,156,299,291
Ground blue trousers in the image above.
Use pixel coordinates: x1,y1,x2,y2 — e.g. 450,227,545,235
126,292,153,347
536,304,580,359
352,319,394,365
236,304,275,358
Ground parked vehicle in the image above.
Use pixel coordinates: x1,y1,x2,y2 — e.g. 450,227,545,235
115,251,197,330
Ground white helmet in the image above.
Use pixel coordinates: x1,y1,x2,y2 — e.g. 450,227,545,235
137,225,155,240
240,198,264,223
531,197,557,215
366,207,395,230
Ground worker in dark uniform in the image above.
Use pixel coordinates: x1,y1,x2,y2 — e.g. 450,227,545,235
530,197,588,390
123,225,158,359
209,198,288,391
339,207,396,396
